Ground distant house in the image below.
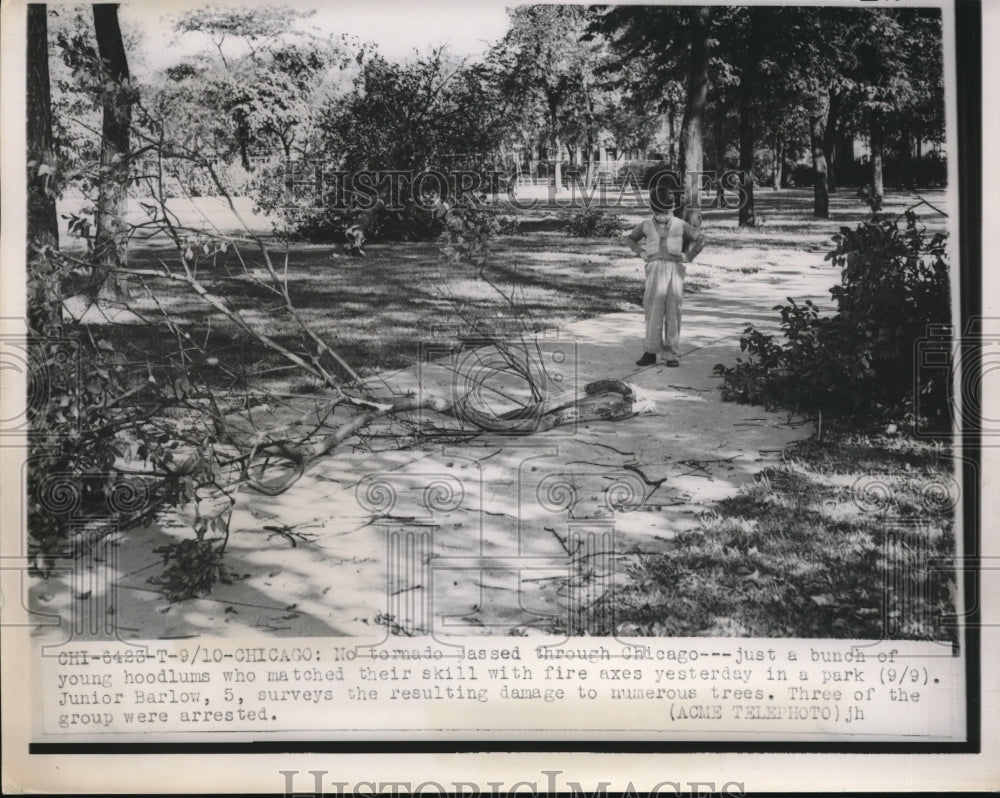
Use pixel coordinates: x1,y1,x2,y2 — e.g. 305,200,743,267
510,135,671,188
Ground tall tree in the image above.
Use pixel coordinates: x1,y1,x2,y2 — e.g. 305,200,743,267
818,9,861,194
823,89,842,192
91,3,133,298
809,96,830,219
589,26,684,166
589,5,712,225
776,7,846,218
731,6,765,226
493,6,601,191
171,5,335,170
898,10,945,184
676,7,711,226
740,6,859,216
798,8,939,202
848,9,927,205
27,4,59,253
706,5,804,224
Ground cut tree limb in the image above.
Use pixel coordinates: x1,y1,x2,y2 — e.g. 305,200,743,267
245,380,644,495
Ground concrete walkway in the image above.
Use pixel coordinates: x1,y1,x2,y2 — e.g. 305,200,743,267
30,243,843,643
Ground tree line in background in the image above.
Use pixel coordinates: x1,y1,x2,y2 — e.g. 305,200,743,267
30,2,946,265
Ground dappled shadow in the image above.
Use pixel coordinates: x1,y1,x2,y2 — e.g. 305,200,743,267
94,188,946,393
38,187,952,638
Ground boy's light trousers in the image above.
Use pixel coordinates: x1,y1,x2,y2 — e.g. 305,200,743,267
643,257,685,358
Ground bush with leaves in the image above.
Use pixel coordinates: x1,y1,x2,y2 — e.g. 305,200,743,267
564,207,627,238
250,162,352,243
483,212,522,236
715,210,950,424
251,161,512,245
250,46,512,245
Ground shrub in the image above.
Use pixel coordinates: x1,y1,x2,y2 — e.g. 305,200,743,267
487,213,522,236
564,207,627,238
714,211,950,424
250,163,508,244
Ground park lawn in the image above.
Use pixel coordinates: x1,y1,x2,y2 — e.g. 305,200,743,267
109,188,938,396
607,424,958,641
118,230,650,393
115,218,714,393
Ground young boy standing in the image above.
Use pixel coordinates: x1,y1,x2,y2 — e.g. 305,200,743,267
622,188,705,367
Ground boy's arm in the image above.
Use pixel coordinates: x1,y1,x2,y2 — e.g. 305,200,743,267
621,222,647,259
682,221,706,263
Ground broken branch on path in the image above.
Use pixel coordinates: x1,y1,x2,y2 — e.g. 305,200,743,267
622,462,668,488
544,526,575,556
584,440,637,458
675,454,739,478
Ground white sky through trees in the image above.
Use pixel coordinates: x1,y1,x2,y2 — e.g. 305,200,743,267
120,0,512,71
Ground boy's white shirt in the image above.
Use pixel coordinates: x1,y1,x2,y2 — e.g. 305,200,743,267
628,215,692,261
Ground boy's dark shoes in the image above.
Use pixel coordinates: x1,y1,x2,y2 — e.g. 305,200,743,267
665,358,680,367
635,352,657,367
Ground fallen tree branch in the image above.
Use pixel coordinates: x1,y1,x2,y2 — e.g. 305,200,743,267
244,381,645,495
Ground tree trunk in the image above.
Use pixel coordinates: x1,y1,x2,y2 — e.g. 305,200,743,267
667,102,677,166
92,4,132,299
27,4,61,330
238,131,252,172
780,138,791,188
773,138,784,190
737,11,757,227
713,107,725,208
900,125,914,189
27,5,59,255
810,106,829,219
738,86,755,226
835,132,854,185
916,137,923,186
553,133,563,190
823,90,840,193
870,116,884,207
585,136,595,188
548,100,563,190
677,6,711,227
582,80,596,187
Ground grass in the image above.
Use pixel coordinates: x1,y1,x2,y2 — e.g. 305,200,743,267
83,188,945,396
607,426,957,641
